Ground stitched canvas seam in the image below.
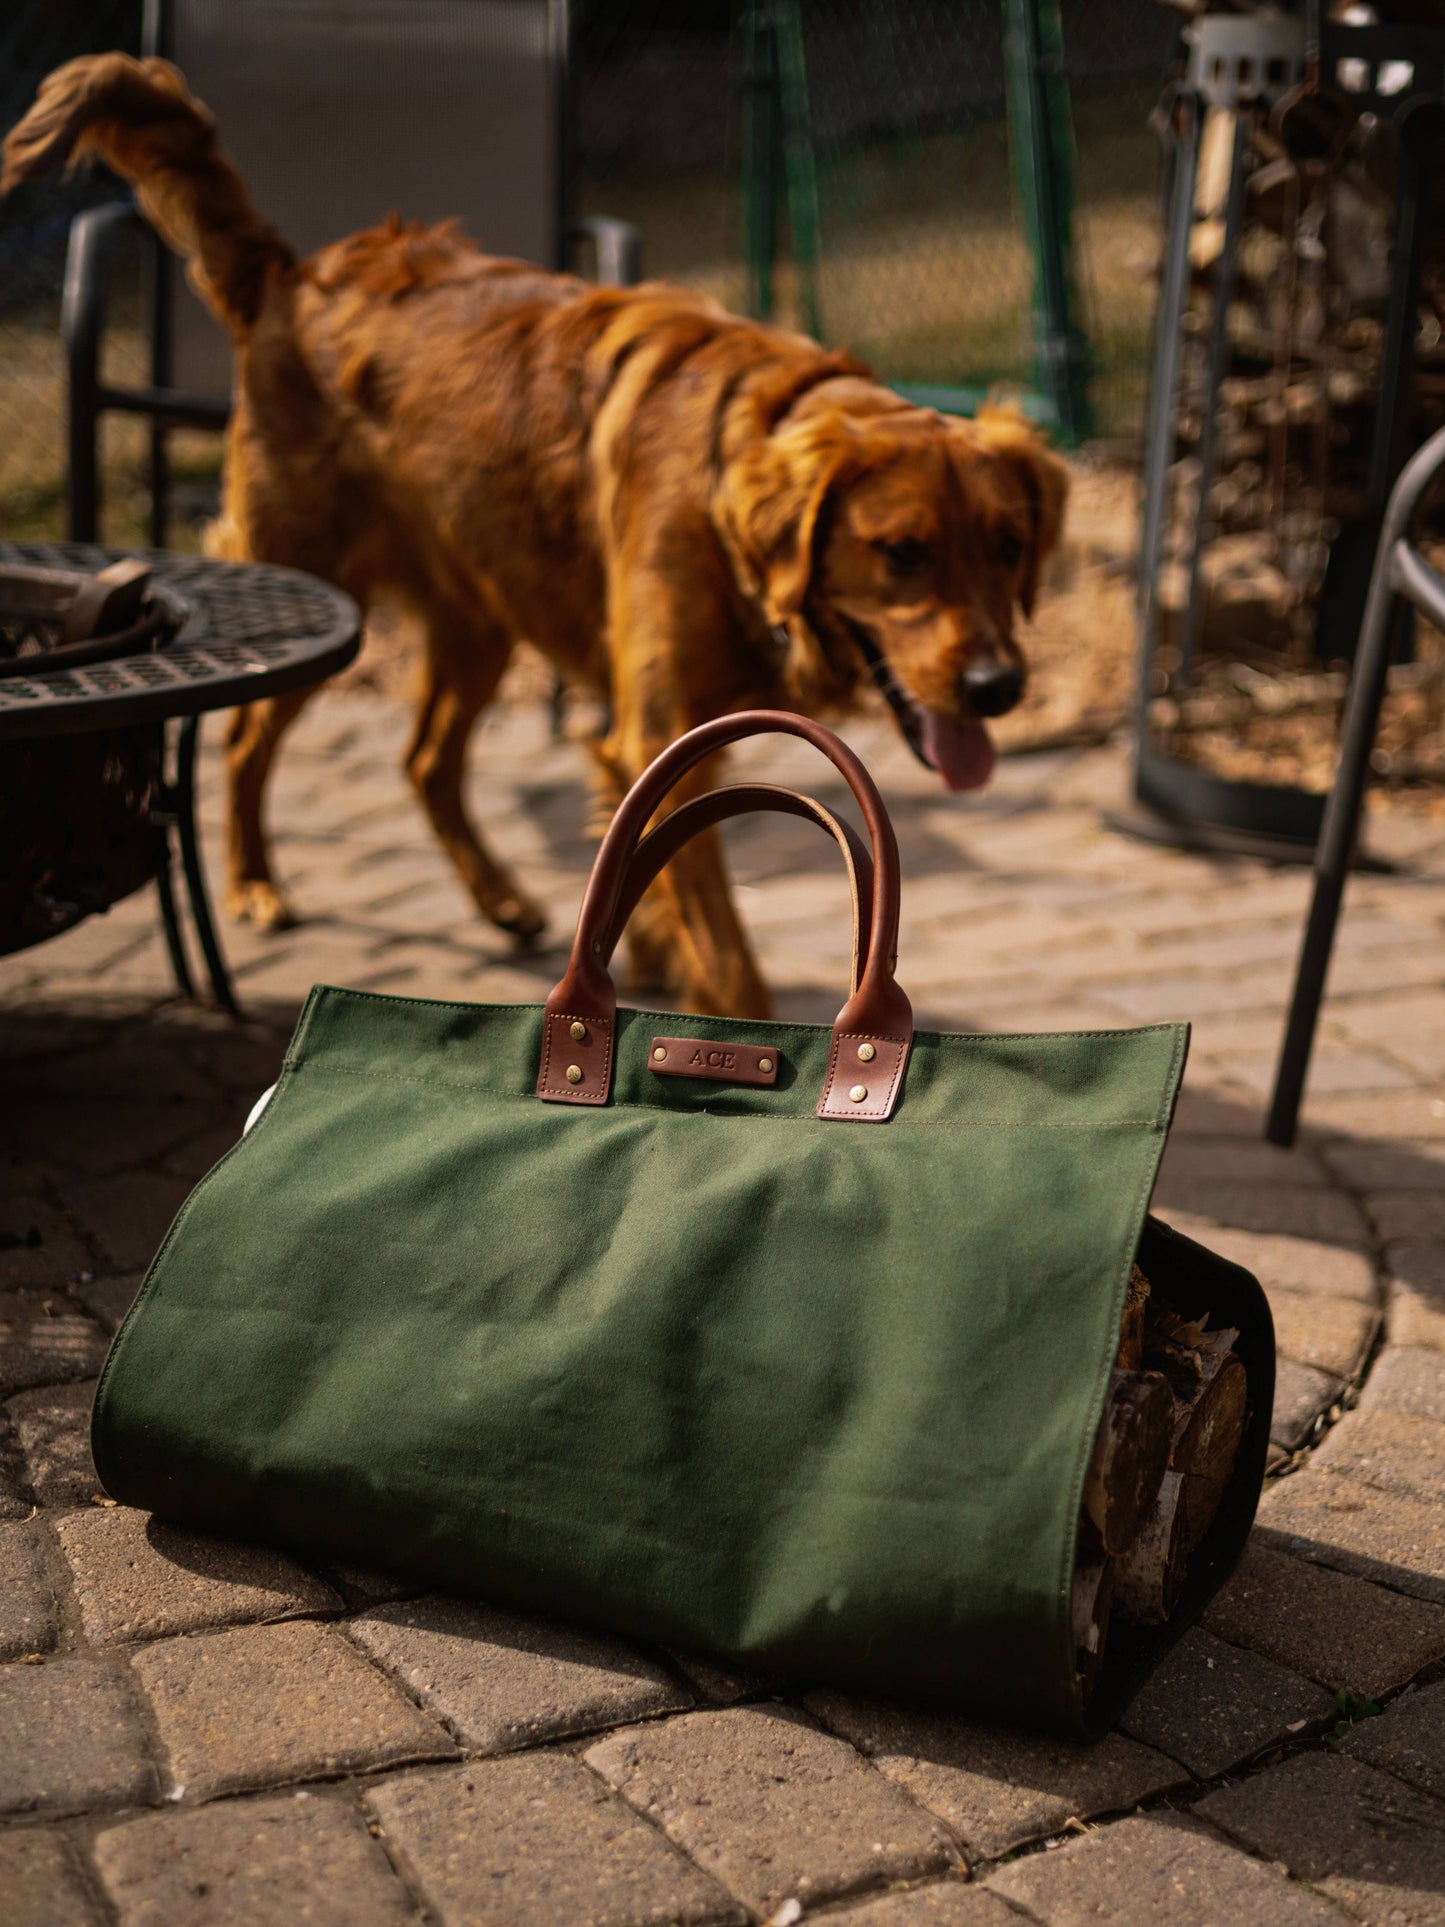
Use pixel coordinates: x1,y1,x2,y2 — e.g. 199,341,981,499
285,1060,1169,1131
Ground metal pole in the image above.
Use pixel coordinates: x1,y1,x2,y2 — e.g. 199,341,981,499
1177,112,1251,685
1134,91,1200,726
742,9,780,322
1004,0,1093,447
774,0,822,342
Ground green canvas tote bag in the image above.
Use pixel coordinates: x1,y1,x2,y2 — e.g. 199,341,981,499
92,711,1274,1737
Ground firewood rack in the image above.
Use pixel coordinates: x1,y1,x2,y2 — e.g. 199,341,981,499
1129,7,1445,858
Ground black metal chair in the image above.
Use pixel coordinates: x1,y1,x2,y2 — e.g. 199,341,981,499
66,0,641,546
1267,421,1445,1146
56,0,639,1011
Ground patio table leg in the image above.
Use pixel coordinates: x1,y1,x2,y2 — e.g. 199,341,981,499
174,715,242,1018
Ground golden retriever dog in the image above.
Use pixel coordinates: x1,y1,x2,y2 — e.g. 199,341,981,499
4,54,1068,1019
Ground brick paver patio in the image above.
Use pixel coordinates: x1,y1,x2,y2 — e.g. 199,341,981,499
5,690,1445,1924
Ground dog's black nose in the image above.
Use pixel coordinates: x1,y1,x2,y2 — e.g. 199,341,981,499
961,661,1025,719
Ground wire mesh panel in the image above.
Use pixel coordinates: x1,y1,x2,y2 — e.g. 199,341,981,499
1,0,1181,546
573,0,1179,440
0,0,146,540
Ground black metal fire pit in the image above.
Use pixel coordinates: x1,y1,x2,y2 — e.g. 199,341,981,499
0,543,359,1013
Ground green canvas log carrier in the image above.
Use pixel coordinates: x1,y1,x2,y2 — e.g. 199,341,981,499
92,711,1273,1737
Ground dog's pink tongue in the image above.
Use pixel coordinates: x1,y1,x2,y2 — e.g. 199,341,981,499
919,710,996,791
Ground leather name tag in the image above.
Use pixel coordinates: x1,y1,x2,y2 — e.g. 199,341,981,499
648,1037,779,1086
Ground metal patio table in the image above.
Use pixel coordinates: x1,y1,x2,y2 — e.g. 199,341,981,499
0,542,359,1016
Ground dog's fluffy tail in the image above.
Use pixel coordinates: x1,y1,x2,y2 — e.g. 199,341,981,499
1,53,295,332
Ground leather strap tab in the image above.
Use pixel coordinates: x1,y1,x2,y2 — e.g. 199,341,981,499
649,1037,780,1086
537,1009,614,1106
818,1032,910,1122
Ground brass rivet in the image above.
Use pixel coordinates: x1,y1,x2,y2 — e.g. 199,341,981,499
758,1056,773,1074
565,1064,584,1085
569,1021,587,1042
849,1083,868,1103
591,940,602,954
652,1046,667,1062
857,1042,876,1063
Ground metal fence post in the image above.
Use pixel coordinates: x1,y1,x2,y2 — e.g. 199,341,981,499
1003,0,1093,447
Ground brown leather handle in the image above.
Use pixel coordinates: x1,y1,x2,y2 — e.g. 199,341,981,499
536,710,913,1121
605,784,876,997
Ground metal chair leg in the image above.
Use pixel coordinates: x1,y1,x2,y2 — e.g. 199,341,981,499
174,716,242,1018
1266,556,1400,1145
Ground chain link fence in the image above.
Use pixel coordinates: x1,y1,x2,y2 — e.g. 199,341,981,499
2,0,1180,544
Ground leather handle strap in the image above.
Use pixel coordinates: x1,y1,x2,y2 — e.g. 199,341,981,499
605,784,875,998
537,710,913,1120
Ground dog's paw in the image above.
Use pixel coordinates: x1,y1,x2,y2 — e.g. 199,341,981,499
228,880,297,932
492,895,547,948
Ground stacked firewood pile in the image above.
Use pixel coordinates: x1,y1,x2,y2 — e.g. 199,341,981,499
1073,1264,1249,1701
1149,0,1445,800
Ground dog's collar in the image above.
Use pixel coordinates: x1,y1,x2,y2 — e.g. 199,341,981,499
770,618,931,770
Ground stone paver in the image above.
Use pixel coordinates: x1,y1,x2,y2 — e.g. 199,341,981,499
985,1812,1351,1924
55,1505,341,1644
827,1883,1015,1925
1259,1470,1445,1602
0,1827,106,1925
129,1618,456,1799
1341,1679,1445,1800
0,1290,108,1395
586,1705,955,1916
1311,1403,1445,1506
60,1171,195,1276
0,1180,94,1292
1158,1222,1378,1303
1268,1293,1379,1379
76,1273,142,1335
1359,1345,1445,1425
0,1654,157,1815
1200,1750,1445,1925
5,1377,100,1506
0,1519,60,1660
1119,1627,1335,1777
0,1406,30,1520
367,1754,745,1927
348,1596,689,1754
1203,1539,1445,1697
1273,1359,1345,1452
93,1792,419,1926
803,1690,1184,1861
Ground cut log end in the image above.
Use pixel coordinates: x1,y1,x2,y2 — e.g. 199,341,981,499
1114,1469,1188,1627
1076,1274,1251,1686
1082,1369,1175,1556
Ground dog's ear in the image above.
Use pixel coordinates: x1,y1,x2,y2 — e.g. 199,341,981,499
716,416,854,624
968,406,1069,616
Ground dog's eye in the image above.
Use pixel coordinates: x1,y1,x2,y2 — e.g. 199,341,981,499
876,538,931,577
998,531,1025,569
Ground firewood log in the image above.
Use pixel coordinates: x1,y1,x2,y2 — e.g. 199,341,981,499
1175,1354,1248,1551
1073,1548,1114,1697
1116,1264,1152,1372
1114,1471,1187,1626
1081,1370,1175,1556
